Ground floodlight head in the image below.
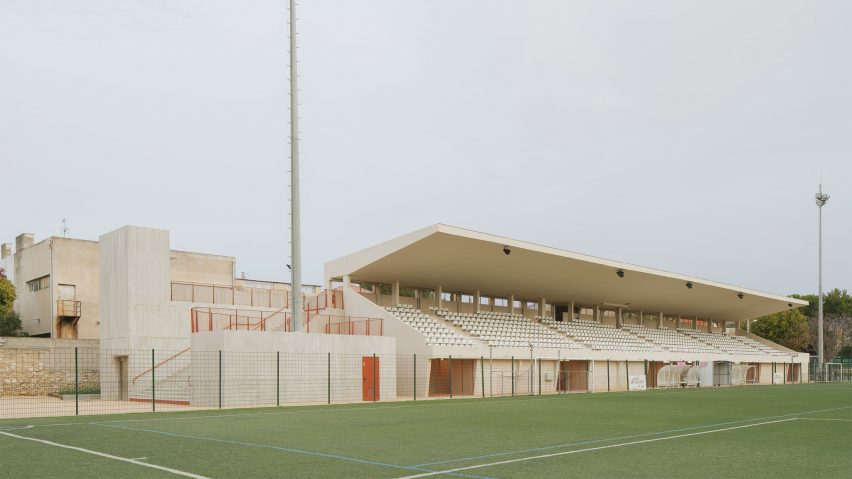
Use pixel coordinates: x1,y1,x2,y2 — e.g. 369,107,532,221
503,246,511,255
616,269,625,278
737,292,744,299
816,184,830,207
788,303,793,308
686,281,693,289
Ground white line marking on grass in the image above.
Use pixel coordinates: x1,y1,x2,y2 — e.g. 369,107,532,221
393,418,799,479
0,425,33,431
411,405,852,467
10,385,778,429
0,430,209,479
796,418,852,422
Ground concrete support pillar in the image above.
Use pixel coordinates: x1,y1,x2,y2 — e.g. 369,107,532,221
595,305,601,323
569,302,575,321
639,309,644,326
437,285,443,308
693,316,698,330
392,280,400,306
658,312,664,329
342,275,351,289
540,298,547,319
509,294,515,314
475,290,481,313
707,318,713,333
617,308,623,328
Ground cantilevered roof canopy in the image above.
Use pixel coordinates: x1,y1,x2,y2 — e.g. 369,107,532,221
325,224,807,323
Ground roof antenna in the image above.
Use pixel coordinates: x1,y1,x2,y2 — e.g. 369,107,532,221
61,218,69,238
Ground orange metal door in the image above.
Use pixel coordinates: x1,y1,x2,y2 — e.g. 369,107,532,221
362,356,379,401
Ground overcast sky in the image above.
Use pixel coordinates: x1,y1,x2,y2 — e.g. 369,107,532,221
1,0,849,296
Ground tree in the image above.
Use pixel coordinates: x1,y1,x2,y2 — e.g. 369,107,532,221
0,310,25,337
809,315,852,362
0,273,14,314
749,309,810,352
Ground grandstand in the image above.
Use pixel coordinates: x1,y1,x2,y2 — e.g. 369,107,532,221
326,224,810,393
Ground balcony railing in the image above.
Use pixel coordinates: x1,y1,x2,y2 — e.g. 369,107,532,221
56,300,81,318
171,282,290,308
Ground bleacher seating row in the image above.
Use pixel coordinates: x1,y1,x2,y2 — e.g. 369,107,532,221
385,305,474,346
385,305,790,356
440,310,583,350
540,317,664,352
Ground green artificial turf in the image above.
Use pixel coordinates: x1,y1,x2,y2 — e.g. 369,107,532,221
1,383,850,478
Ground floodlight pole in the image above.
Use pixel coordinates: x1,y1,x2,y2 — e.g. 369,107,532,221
815,184,829,366
289,0,303,332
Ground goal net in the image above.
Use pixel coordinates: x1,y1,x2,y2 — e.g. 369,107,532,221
730,364,756,386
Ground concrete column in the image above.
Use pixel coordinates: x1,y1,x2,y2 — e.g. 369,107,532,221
569,302,575,321
437,285,443,308
475,290,481,313
693,316,698,330
658,312,664,329
509,294,515,314
342,275,351,289
639,309,644,326
540,298,547,319
595,305,601,323
707,318,713,333
392,280,400,306
617,308,623,328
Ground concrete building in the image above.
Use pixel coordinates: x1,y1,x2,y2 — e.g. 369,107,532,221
8,230,319,339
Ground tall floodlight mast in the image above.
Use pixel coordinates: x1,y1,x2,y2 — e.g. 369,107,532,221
289,0,303,332
815,184,829,367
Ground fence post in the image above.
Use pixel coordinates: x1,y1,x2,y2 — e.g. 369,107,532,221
218,350,222,409
511,356,515,397
644,360,648,388
152,349,156,412
772,362,775,384
538,358,542,396
449,355,453,399
372,353,377,402
481,356,485,398
276,351,280,407
606,359,611,392
626,360,629,391
327,352,331,405
74,347,79,416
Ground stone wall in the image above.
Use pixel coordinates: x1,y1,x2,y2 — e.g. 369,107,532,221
0,339,100,396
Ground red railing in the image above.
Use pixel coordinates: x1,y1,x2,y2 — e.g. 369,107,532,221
131,347,191,384
304,289,343,316
324,317,383,336
191,307,292,333
172,282,291,308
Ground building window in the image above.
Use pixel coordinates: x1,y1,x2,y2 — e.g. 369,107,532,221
27,275,50,292
494,298,507,307
460,294,474,304
526,301,538,311
479,296,490,306
441,292,453,302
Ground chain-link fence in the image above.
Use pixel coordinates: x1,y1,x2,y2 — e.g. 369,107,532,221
0,347,808,419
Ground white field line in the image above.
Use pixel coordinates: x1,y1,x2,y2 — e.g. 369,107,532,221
393,418,799,479
0,430,209,479
3,385,795,429
795,417,852,422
